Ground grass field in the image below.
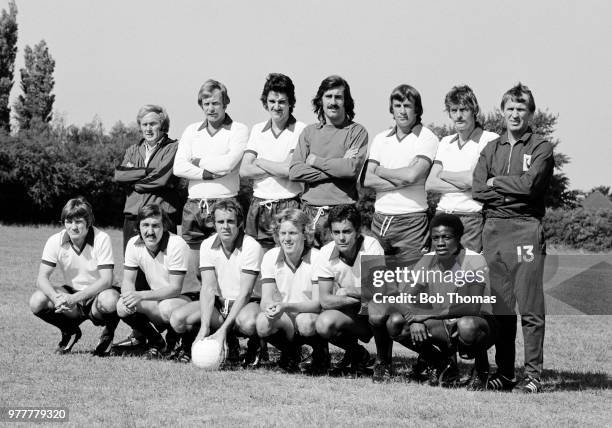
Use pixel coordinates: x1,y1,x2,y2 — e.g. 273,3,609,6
0,225,610,427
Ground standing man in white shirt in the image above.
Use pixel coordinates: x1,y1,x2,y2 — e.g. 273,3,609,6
240,73,306,250
426,85,499,252
364,84,439,257
173,79,249,278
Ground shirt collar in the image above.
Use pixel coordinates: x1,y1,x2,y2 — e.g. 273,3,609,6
62,227,95,255
276,245,311,272
211,230,245,252
197,114,233,132
139,134,169,148
135,231,170,258
329,235,365,267
448,127,483,146
261,115,297,133
386,122,422,139
500,127,533,145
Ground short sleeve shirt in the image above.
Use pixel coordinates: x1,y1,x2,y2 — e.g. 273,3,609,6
315,235,385,293
411,248,492,316
245,118,306,200
434,128,499,212
369,124,439,214
199,233,263,300
41,227,115,291
260,247,319,304
124,232,190,292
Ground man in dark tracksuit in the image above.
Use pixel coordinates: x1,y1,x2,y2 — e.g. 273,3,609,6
113,104,186,350
472,83,554,393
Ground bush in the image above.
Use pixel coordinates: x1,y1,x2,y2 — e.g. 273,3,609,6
0,125,133,226
543,208,612,251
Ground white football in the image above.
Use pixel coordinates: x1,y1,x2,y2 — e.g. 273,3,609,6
191,338,226,370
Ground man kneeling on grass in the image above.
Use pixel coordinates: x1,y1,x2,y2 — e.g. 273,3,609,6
255,208,329,373
170,199,264,366
386,214,497,388
117,203,194,359
314,205,385,376
30,197,120,356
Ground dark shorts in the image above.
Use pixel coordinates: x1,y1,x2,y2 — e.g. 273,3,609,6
62,285,120,326
436,210,483,253
371,211,429,257
402,315,497,353
214,296,261,320
303,203,355,249
245,196,300,249
182,291,200,302
181,197,232,248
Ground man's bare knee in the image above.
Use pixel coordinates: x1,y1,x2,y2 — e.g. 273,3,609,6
29,291,51,313
296,314,317,337
96,289,119,314
256,313,275,338
368,313,387,328
457,316,486,345
236,313,257,337
315,312,336,339
386,312,405,338
170,310,187,333
157,300,180,324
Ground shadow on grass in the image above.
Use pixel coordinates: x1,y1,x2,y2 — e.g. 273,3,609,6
540,368,611,391
390,355,611,391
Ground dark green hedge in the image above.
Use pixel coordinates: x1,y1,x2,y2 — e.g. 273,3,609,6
543,208,612,251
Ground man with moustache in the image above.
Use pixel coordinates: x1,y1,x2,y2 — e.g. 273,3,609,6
473,83,554,393
426,86,499,252
240,73,306,250
173,79,249,279
117,204,194,359
289,75,368,248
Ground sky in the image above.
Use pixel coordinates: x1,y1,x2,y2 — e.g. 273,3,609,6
2,0,611,191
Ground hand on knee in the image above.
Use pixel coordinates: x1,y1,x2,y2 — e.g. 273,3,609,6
116,299,136,318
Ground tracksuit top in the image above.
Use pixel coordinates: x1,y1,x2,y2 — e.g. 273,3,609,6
472,128,554,219
114,136,185,217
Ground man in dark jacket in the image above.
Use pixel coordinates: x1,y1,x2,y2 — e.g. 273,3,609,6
472,83,554,393
113,104,186,350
